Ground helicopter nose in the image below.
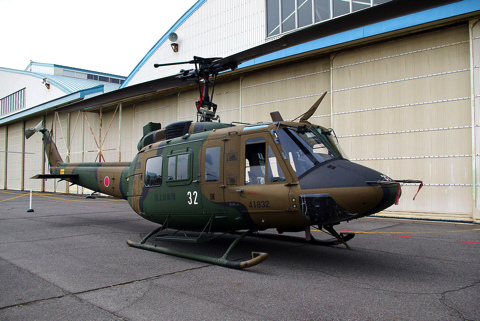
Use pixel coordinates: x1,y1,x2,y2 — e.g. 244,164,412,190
298,159,399,224
299,159,392,190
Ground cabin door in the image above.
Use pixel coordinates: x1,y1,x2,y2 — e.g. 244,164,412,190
201,139,226,217
224,131,293,230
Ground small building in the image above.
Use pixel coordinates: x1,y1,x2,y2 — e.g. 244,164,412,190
1,62,125,116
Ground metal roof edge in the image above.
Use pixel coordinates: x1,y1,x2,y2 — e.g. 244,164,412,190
0,67,72,94
0,85,105,126
24,61,126,78
24,61,53,71
51,63,127,79
120,0,207,88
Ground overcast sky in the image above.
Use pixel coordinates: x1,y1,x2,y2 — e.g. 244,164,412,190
0,0,198,76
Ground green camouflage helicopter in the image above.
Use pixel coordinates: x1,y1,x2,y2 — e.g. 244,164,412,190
25,0,436,269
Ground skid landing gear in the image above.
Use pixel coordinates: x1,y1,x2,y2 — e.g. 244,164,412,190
305,225,354,249
127,228,268,269
322,224,354,250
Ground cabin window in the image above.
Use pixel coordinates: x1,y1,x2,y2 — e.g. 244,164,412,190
167,153,190,181
245,138,285,185
145,156,163,186
205,147,221,182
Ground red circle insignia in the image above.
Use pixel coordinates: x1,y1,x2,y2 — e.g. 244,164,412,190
104,176,110,187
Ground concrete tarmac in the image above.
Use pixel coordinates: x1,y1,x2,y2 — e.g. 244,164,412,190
0,190,479,321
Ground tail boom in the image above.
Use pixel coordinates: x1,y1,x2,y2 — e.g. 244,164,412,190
27,125,130,199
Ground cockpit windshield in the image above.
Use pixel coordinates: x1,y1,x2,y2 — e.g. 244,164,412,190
276,126,346,178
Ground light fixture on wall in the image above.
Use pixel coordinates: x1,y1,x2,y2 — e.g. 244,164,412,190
169,32,178,52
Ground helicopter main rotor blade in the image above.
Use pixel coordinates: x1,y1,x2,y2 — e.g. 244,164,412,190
219,0,457,68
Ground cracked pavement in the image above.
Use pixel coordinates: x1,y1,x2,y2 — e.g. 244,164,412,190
0,191,479,320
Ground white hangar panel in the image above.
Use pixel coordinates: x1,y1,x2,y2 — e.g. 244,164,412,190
6,122,23,190
68,111,85,194
333,26,469,94
97,108,121,163
178,90,199,121
82,112,102,163
133,95,180,146
210,80,241,123
69,111,85,164
333,26,470,115
127,0,265,86
331,25,472,219
338,100,471,147
42,113,69,193
240,58,331,124
42,115,56,193
118,106,136,162
51,113,69,164
24,117,45,192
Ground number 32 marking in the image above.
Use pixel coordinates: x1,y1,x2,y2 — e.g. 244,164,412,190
187,191,198,205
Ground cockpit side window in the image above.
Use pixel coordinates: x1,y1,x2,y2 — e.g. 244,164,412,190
245,138,285,185
267,145,285,182
205,146,221,182
245,139,266,185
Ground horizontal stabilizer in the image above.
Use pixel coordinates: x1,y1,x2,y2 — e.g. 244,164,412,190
31,174,79,180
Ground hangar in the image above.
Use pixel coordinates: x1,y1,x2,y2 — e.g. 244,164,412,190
1,0,479,223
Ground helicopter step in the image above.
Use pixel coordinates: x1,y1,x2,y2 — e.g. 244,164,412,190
243,226,355,249
150,215,215,243
127,229,268,269
155,233,212,243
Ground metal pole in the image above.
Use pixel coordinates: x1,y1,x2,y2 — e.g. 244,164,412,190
330,53,336,129
3,126,7,190
469,19,480,222
21,121,25,191
27,189,34,212
118,103,122,162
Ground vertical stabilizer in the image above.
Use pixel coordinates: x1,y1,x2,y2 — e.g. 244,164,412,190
25,122,63,171
40,129,63,170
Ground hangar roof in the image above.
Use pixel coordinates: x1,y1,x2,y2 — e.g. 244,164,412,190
0,67,120,94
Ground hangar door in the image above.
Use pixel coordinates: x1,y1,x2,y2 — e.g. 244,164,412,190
6,122,23,190
333,24,471,221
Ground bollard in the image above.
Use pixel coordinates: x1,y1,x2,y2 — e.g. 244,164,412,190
27,190,34,213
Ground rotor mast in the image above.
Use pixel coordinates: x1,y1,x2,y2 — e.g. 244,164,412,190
154,56,236,122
